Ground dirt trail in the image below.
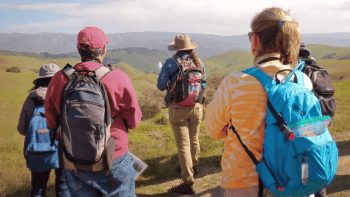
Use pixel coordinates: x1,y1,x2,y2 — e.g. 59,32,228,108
137,130,350,197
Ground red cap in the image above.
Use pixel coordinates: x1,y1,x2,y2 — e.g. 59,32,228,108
77,26,111,50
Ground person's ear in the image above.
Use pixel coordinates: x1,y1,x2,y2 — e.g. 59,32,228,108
251,32,262,57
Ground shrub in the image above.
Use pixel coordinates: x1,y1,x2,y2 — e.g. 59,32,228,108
153,114,169,125
30,68,39,73
205,73,227,104
138,96,161,120
6,67,21,73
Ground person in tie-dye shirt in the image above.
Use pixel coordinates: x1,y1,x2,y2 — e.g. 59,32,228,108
206,7,305,197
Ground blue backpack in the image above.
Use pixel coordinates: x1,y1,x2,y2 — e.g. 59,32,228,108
24,102,59,172
230,62,338,197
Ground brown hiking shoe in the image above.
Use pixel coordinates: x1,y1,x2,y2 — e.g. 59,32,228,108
172,182,196,195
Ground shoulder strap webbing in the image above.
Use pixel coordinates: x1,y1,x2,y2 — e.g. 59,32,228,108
242,68,295,142
95,66,112,80
242,67,273,92
62,64,76,79
229,120,263,197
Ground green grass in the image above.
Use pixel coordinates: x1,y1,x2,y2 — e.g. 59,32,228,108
0,55,80,71
329,79,350,133
1,46,350,196
203,50,253,74
107,50,167,73
308,44,350,60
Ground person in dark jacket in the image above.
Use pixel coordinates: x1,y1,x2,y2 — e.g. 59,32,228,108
17,63,70,197
157,34,206,195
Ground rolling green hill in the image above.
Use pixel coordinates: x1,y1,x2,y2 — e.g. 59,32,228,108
0,55,80,71
106,48,167,73
203,50,253,74
0,44,350,196
307,44,350,60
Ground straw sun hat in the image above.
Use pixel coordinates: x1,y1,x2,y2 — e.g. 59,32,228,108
168,34,198,51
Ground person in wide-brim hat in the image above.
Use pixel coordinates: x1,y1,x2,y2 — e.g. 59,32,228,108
168,34,198,51
157,33,206,195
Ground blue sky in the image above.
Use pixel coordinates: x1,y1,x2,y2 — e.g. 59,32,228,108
0,0,349,36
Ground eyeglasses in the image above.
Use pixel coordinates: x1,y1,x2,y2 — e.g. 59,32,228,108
248,32,253,42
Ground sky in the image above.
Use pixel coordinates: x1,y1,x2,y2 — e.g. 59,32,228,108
0,0,349,36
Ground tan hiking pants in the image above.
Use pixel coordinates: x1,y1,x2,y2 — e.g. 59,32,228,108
169,101,203,183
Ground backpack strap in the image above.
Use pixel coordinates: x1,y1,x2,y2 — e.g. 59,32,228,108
242,67,296,142
95,66,112,80
62,64,75,79
242,67,274,92
229,120,264,197
285,61,305,83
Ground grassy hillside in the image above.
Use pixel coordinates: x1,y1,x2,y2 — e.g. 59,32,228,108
0,55,80,71
106,48,167,73
307,44,350,60
0,49,46,58
1,45,350,195
203,50,253,74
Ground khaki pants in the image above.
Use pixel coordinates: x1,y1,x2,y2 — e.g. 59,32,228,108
169,102,203,183
225,186,275,197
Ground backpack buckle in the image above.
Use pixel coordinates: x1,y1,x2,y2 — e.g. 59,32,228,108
279,124,295,142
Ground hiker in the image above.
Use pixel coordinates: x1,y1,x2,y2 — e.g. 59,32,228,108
298,42,335,197
44,26,142,197
17,63,70,197
205,7,310,196
157,34,206,195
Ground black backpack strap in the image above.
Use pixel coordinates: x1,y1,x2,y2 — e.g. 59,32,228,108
229,120,264,197
229,120,259,165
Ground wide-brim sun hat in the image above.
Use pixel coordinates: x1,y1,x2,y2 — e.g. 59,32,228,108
32,63,61,84
168,34,198,51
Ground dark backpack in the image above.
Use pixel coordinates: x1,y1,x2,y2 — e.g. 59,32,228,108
59,64,115,171
168,54,205,106
24,99,59,172
299,43,336,120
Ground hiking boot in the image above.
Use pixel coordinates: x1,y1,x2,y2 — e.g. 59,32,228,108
172,182,196,195
176,165,198,176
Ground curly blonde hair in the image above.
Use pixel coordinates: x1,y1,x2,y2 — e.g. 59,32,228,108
189,50,202,70
251,7,301,65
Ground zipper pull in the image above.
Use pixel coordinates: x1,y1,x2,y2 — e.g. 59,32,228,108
301,156,309,185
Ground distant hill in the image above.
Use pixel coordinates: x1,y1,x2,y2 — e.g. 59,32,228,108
0,47,167,73
307,44,350,60
2,32,350,58
105,47,167,73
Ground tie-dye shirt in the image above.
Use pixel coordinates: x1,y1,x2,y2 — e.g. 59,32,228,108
206,53,296,189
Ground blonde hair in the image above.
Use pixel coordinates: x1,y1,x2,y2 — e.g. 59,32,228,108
190,50,202,70
250,7,301,65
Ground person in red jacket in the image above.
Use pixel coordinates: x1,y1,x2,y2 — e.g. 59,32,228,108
45,26,142,197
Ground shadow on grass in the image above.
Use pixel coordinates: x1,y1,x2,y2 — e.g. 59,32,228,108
325,174,350,195
336,140,350,157
4,185,55,197
137,186,223,197
136,154,222,188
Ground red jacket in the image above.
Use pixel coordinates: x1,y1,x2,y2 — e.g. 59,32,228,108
45,61,142,159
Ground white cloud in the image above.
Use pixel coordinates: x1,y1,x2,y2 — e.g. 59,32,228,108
0,0,349,35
